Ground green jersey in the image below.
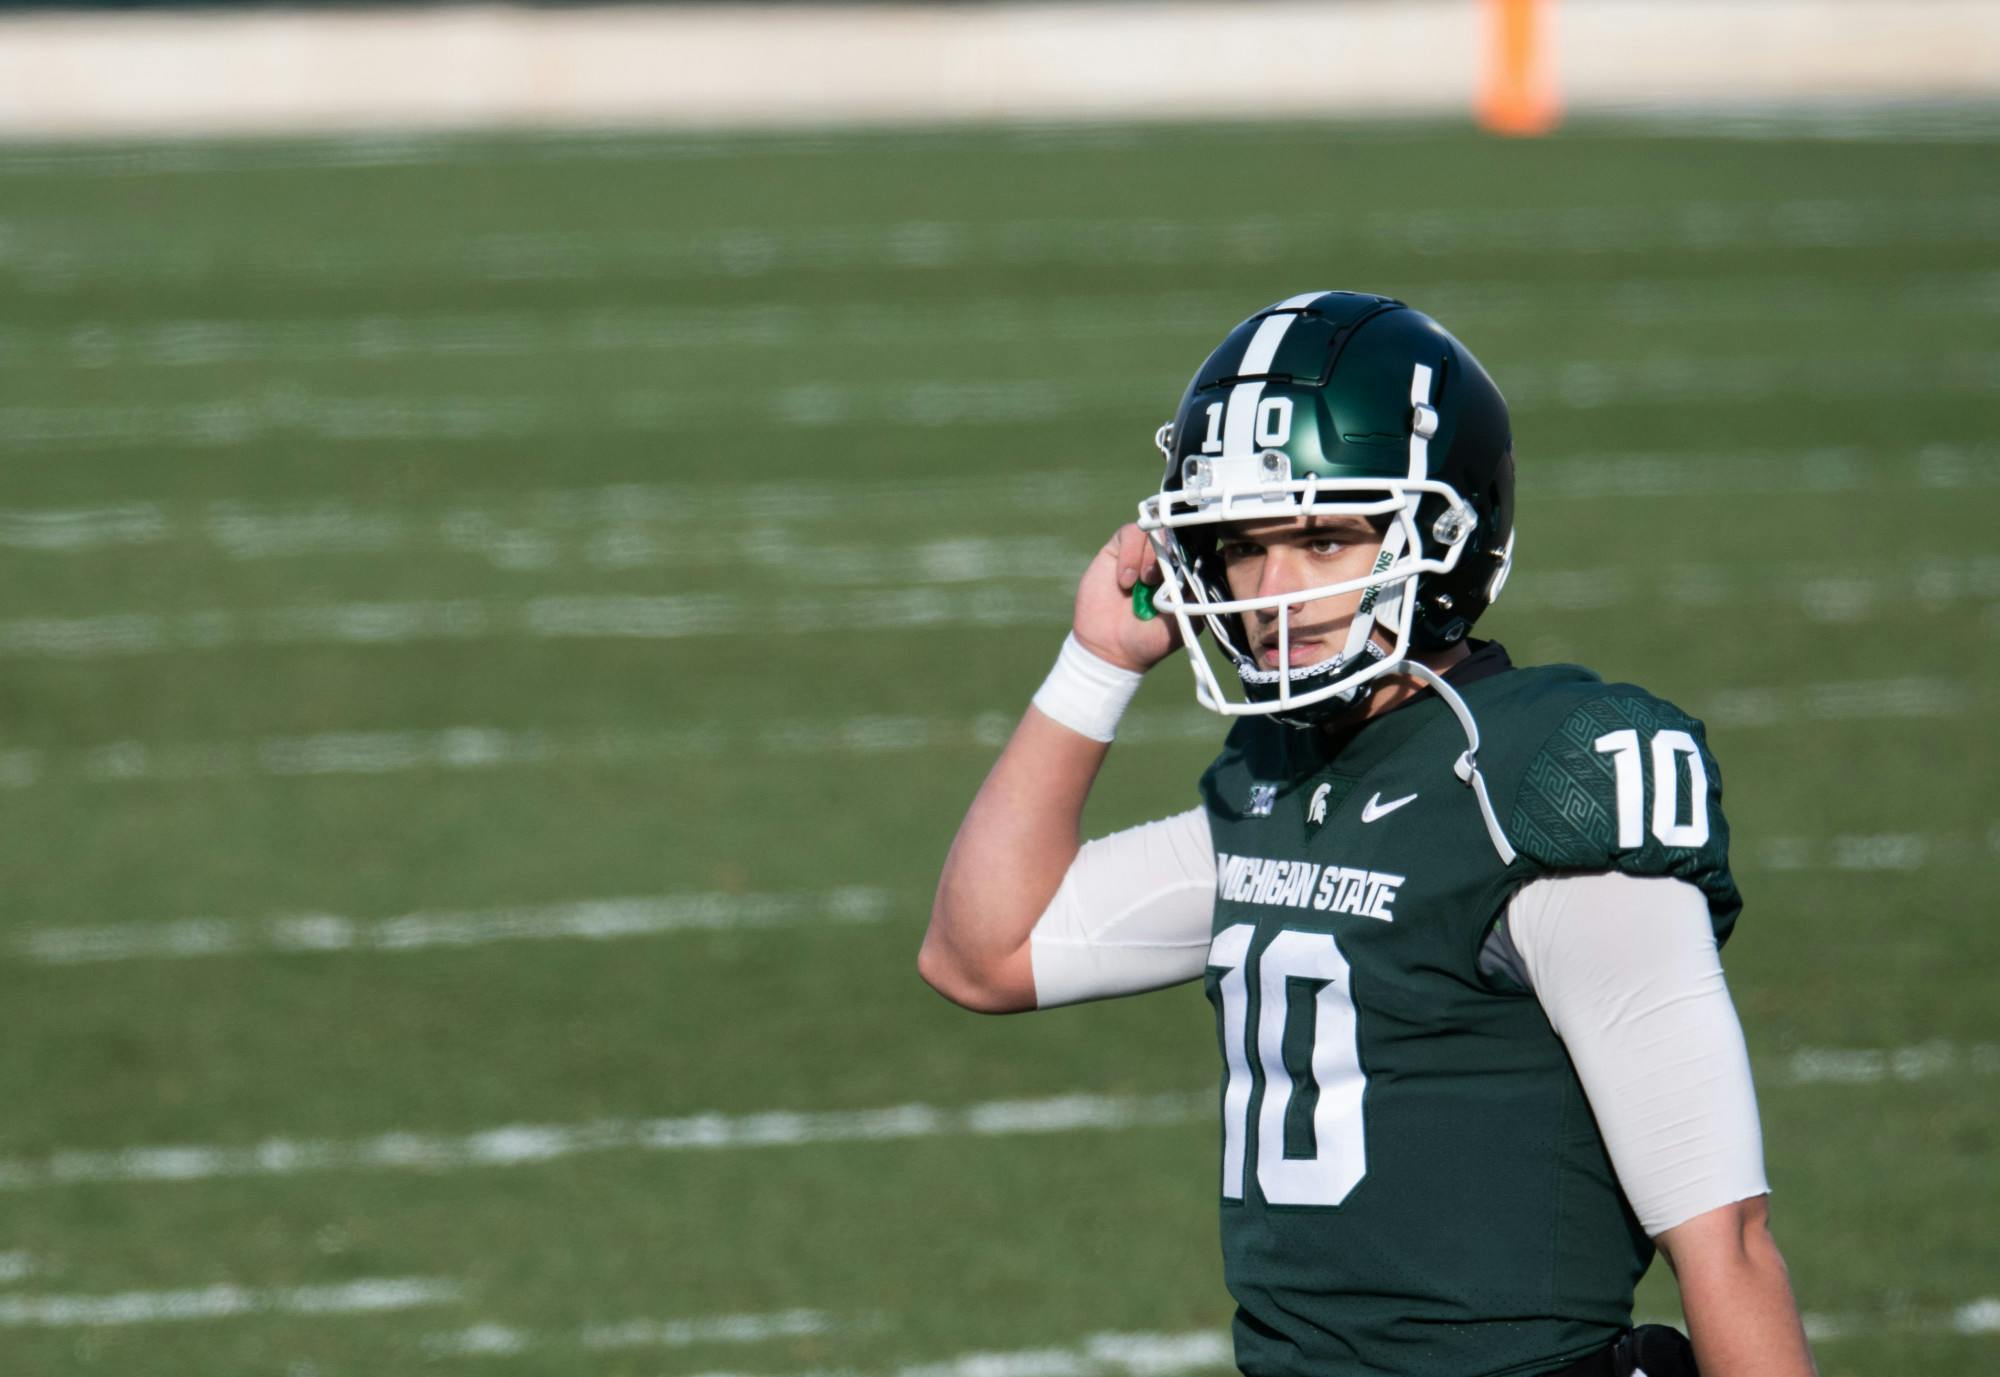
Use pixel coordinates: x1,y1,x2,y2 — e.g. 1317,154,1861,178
1198,644,1738,1377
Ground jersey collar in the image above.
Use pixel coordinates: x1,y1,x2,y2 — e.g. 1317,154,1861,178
1312,639,1514,777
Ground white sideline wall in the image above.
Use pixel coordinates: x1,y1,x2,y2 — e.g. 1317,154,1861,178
0,0,1995,140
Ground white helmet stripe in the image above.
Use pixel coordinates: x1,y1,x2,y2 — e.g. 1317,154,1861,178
1220,299,1319,459
1487,527,1517,605
1338,359,1438,660
1407,361,1435,482
1221,380,1265,459
1337,521,1402,668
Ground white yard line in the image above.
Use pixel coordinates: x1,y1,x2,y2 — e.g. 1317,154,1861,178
434,1325,1234,1373
5,197,1996,295
0,353,1995,451
0,1045,1990,1194
0,588,1063,658
0,447,1991,567
2,471,1995,634
16,887,889,966
0,713,1055,792
1800,1295,2000,1342
1606,102,2000,145
0,1091,1214,1192
1753,827,2000,873
8,826,1989,971
4,272,1992,374
0,1276,458,1328
1,108,1995,181
895,1331,1238,1377
0,681,1982,799
434,1297,2000,1372
1785,1042,2000,1087
426,1307,843,1358
0,544,1992,652
0,1251,32,1284
0,126,1161,181
586,1308,844,1352
1701,676,1972,727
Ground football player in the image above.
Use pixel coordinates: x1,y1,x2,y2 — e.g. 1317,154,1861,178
921,293,1818,1377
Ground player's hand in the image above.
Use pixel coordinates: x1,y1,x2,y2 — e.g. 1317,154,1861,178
1071,524,1187,673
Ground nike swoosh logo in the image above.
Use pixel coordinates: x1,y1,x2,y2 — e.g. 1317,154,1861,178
1360,791,1418,823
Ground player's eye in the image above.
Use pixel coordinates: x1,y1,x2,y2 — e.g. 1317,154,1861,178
1305,537,1345,556
1219,538,1261,562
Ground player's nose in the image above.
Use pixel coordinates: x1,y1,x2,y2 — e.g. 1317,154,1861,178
1256,548,1309,608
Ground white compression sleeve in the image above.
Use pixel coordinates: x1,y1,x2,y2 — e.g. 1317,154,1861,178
1029,807,1218,1009
1508,871,1771,1238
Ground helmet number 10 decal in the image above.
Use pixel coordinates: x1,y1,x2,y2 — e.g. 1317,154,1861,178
1198,397,1295,455
1254,397,1293,448
1208,923,1368,1207
1201,402,1225,453
1593,728,1710,849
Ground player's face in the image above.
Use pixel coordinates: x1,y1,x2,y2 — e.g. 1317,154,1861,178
1216,514,1386,670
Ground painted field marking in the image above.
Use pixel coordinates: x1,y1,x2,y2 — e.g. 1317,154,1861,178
7,825,1990,970
0,1276,458,1328
2,468,1995,634
0,1091,1212,1191
428,1326,1235,1374
0,1252,31,1284
1785,1041,2000,1087
0,588,1061,658
1604,102,2000,145
15,887,888,967
0,1044,1990,1194
586,1308,844,1352
5,270,1993,374
1753,827,2000,875
1701,676,1971,728
426,1307,842,1358
0,445,1991,569
0,538,1992,652
0,683,1983,800
1801,1294,2000,1342
0,108,1993,182
6,195,1996,295
0,715,1044,792
2,352,1996,451
431,1296,2000,1374
889,1330,1238,1377
0,124,1158,181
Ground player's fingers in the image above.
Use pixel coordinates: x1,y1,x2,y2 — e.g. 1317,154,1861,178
1137,538,1162,587
1113,524,1148,591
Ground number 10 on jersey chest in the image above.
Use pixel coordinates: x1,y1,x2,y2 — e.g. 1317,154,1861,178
1208,923,1368,1208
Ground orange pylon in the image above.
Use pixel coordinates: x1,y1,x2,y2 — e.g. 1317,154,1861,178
1478,0,1560,137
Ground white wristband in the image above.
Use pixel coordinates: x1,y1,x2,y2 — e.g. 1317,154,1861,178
1032,633,1145,743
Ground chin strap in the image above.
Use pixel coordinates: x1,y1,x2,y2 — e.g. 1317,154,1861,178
1392,660,1518,866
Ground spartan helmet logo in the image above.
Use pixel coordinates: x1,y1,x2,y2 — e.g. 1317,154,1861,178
1307,782,1332,827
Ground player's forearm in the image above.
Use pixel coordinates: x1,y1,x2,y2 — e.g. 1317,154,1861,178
920,707,1110,1012
1659,1197,1817,1377
924,524,1174,1011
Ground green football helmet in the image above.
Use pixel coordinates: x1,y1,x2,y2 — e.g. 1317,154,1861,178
1139,291,1517,726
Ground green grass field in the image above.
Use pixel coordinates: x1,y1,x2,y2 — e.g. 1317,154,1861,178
0,116,1996,1376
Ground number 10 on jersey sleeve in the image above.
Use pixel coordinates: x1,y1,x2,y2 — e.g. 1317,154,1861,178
1209,924,1369,1207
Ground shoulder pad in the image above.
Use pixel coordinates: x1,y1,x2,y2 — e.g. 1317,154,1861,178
1505,687,1742,943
